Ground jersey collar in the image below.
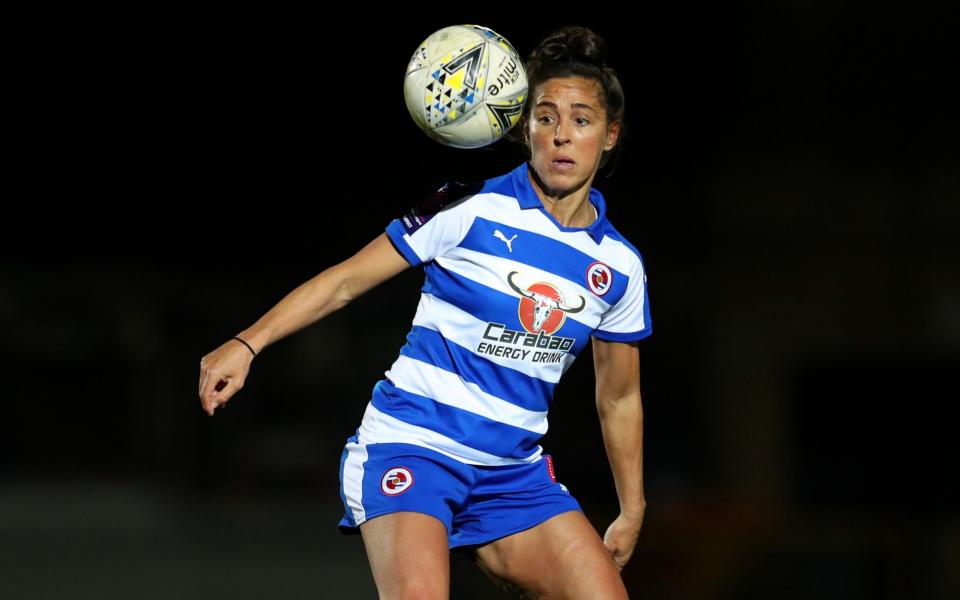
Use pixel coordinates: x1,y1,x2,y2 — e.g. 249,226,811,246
509,162,609,244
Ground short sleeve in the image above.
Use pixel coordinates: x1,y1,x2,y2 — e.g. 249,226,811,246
591,259,652,342
385,181,482,267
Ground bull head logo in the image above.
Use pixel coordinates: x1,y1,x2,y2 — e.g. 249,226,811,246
507,271,585,334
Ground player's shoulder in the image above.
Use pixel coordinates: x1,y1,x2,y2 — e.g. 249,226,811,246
396,180,485,235
397,166,521,235
431,180,487,212
406,168,517,221
601,220,647,271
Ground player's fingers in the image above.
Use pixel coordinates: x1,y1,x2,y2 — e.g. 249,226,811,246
209,378,241,415
200,368,225,414
602,535,617,555
605,540,627,571
198,354,213,389
613,546,632,571
199,367,216,400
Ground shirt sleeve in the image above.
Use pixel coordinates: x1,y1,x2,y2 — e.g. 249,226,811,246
591,259,652,342
385,181,481,267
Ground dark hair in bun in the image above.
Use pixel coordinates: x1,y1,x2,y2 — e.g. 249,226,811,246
514,26,625,169
526,26,624,125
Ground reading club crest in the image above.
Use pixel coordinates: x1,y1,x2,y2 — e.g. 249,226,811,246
381,467,414,496
586,262,613,297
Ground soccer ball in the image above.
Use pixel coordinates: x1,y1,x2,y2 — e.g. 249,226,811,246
403,25,527,149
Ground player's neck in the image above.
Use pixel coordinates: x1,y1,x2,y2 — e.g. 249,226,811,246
528,170,597,228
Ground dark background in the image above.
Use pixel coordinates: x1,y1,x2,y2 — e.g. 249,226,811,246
3,3,958,598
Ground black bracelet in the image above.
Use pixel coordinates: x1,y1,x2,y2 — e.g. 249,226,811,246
232,336,257,357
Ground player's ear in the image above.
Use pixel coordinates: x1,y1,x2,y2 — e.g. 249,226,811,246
603,120,622,151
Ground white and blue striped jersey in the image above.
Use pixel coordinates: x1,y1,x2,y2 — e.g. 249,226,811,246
354,162,652,466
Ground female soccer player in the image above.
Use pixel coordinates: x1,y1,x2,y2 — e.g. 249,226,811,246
199,26,650,599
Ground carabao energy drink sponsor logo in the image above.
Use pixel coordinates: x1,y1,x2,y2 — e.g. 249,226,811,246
475,271,585,364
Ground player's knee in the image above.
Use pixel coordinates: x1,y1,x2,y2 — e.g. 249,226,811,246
542,560,628,599
379,576,448,600
473,549,537,597
597,584,629,600
473,545,511,582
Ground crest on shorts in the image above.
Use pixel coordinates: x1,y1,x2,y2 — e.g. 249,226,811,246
380,467,414,496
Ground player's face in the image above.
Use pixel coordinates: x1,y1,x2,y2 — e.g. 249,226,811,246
526,76,620,198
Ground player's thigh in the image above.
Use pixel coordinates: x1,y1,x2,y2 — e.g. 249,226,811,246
474,510,627,600
360,511,450,600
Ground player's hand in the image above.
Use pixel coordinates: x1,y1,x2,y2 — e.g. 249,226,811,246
602,508,645,571
198,338,255,416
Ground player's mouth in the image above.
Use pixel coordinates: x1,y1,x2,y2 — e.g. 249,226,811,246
552,156,576,171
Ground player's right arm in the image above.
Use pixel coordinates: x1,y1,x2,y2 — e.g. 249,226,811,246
198,232,410,416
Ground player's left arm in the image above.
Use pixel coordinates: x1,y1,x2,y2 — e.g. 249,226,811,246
592,337,645,571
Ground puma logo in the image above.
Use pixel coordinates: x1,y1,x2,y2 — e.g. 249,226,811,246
493,229,517,252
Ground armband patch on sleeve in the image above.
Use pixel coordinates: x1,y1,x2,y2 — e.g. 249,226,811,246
398,181,483,235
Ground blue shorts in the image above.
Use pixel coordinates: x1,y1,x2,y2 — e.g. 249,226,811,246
338,436,581,549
